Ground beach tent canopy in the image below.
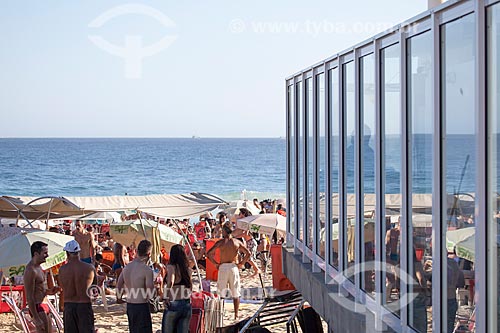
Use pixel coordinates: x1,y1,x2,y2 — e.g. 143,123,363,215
0,193,227,222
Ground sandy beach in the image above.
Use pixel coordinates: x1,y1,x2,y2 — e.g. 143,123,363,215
0,268,325,333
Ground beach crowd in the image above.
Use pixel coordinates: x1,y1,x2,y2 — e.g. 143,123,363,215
13,197,286,333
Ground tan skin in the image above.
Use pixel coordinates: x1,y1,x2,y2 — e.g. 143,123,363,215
207,227,251,319
116,250,154,304
164,265,192,307
73,223,97,261
58,252,96,303
242,232,262,277
24,245,57,333
113,243,128,281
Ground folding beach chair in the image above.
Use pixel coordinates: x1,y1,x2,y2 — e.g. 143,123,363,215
45,297,64,331
2,294,36,333
453,307,475,333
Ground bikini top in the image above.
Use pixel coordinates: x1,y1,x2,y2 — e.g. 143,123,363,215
172,265,190,287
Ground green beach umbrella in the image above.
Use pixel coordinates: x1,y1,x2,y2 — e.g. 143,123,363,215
109,219,184,253
446,227,475,262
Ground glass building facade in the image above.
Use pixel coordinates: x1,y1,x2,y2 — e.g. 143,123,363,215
284,1,500,332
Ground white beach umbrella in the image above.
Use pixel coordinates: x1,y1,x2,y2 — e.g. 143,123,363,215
236,213,286,237
0,230,73,277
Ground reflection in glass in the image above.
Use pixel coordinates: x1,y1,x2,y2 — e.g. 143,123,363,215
487,3,500,328
360,54,376,296
381,44,401,311
344,61,356,277
329,68,340,268
297,81,304,242
306,78,314,250
318,73,326,258
443,14,476,333
288,85,295,236
408,31,433,333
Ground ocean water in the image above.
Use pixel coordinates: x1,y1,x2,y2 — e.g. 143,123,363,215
0,138,286,201
0,136,483,202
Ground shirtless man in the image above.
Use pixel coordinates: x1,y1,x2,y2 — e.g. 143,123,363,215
212,212,227,239
58,240,97,333
207,223,251,319
24,241,56,333
73,222,96,264
116,239,154,333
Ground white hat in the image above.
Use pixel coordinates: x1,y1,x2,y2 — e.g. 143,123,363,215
63,240,81,253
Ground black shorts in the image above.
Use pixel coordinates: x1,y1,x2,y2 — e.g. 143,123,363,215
126,302,152,333
63,302,94,332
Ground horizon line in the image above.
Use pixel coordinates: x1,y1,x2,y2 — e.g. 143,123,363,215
0,136,286,139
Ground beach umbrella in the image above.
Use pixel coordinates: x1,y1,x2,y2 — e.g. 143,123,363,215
236,213,286,237
446,227,475,262
222,200,262,216
109,219,184,254
0,230,73,277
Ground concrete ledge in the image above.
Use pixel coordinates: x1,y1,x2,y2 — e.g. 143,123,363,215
282,247,395,333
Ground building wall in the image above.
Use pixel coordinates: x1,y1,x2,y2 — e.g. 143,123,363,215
285,1,500,332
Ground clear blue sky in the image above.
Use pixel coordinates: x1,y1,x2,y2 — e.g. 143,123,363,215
0,1,426,138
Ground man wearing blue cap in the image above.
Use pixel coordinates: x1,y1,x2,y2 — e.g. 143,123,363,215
58,239,97,333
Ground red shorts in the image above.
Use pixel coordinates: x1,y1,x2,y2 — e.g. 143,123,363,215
29,303,49,317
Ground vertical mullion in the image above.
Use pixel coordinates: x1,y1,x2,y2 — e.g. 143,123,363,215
431,11,444,333
355,48,363,304
294,77,301,255
374,39,384,329
400,29,410,329
339,61,346,276
302,73,308,263
286,80,292,246
312,69,320,271
325,65,333,282
475,0,488,331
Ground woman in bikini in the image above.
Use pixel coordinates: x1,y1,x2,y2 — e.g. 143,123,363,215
161,244,193,333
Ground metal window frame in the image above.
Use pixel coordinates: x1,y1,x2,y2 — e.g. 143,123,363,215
303,74,313,263
314,66,327,265
284,1,496,332
286,81,293,246
327,65,341,274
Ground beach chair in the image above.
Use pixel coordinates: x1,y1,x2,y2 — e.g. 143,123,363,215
453,307,475,333
2,294,64,333
2,294,36,333
45,297,64,331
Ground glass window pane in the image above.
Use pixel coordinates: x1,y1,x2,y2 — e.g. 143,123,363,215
381,44,401,313
487,3,500,329
306,78,314,250
297,81,304,242
408,31,433,333
442,13,476,333
360,54,376,296
330,68,340,268
318,73,326,258
288,85,295,236
345,61,356,277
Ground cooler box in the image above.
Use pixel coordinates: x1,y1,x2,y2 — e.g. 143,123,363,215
205,239,221,281
0,285,26,313
270,244,295,291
